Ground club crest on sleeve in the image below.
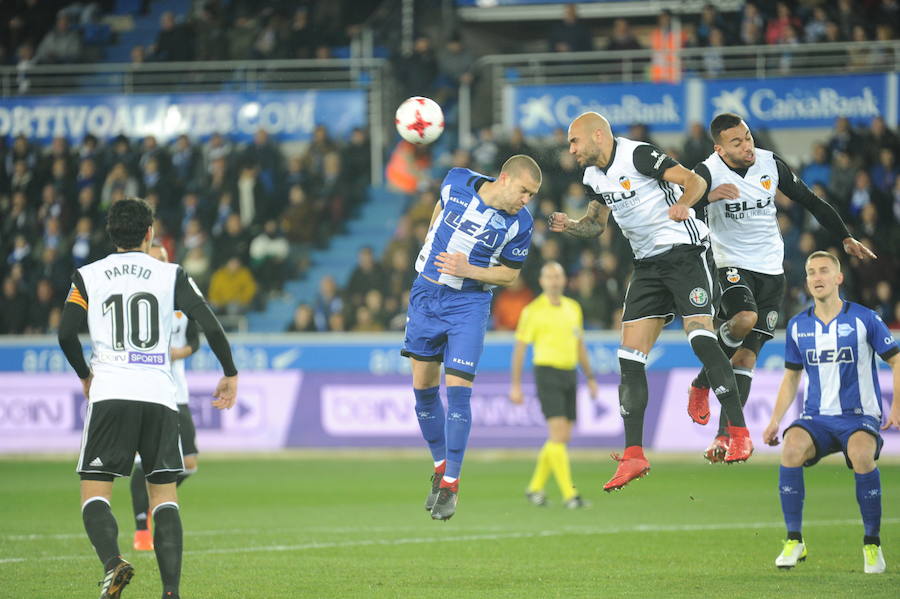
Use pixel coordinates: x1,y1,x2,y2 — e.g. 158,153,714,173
689,287,709,307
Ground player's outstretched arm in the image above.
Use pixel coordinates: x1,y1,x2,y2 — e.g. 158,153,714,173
548,200,610,238
881,353,900,431
763,368,802,445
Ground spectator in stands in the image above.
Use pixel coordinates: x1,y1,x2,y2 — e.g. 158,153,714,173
101,162,138,211
300,125,336,183
695,4,729,47
848,170,886,219
870,148,898,193
873,281,895,321
835,0,863,41
888,301,900,329
25,278,55,334
386,141,431,195
35,13,82,64
242,129,283,195
493,276,535,331
804,6,829,43
682,122,714,169
820,21,849,67
15,42,36,94
9,159,36,201
866,116,900,166
281,184,317,246
317,152,348,226
345,246,384,308
829,151,856,204
827,117,865,161
213,213,252,267
739,2,764,45
287,7,316,59
70,216,101,268
229,12,259,60
776,25,801,75
472,128,500,173
870,24,896,70
351,305,384,332
235,164,269,228
192,1,229,61
313,275,343,332
700,28,726,78
170,134,201,192
847,25,873,71
765,2,801,46
3,192,35,243
364,289,390,329
801,143,832,189
398,36,439,98
249,219,290,297
570,269,607,329
286,303,316,332
341,128,371,203
606,17,642,53
436,35,475,100
0,276,28,334
203,133,233,173
498,128,534,164
208,256,257,314
857,203,892,252
182,246,212,292
549,3,593,52
152,11,192,62
32,246,70,301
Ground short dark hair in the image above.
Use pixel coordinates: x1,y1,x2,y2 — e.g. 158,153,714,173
106,197,153,249
709,113,744,142
501,154,542,185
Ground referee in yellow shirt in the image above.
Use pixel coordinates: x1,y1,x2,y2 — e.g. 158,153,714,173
510,261,597,508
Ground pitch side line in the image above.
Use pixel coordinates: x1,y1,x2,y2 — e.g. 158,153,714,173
1,517,898,565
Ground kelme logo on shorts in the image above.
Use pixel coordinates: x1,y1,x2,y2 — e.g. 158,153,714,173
767,310,778,330
689,287,708,307
726,268,740,284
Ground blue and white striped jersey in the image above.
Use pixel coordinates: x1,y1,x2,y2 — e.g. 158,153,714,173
415,168,534,291
785,301,899,418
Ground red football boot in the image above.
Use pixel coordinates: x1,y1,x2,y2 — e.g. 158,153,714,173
603,446,651,492
688,385,710,425
724,426,754,463
703,435,730,464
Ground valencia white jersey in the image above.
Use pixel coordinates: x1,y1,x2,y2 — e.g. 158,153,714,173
696,149,853,276
583,137,709,260
700,149,782,274
77,251,179,410
170,311,190,405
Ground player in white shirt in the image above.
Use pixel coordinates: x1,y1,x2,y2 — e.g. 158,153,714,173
682,113,875,462
550,112,753,493
763,251,899,574
131,243,202,552
58,198,238,599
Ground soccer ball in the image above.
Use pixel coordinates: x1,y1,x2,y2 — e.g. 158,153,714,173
395,96,444,145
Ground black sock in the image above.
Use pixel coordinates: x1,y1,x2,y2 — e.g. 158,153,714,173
153,503,183,596
787,531,803,542
689,331,745,428
864,535,881,546
692,325,741,389
82,498,121,570
718,368,753,436
131,463,149,530
618,351,649,447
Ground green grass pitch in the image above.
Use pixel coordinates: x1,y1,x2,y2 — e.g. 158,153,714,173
1,452,897,598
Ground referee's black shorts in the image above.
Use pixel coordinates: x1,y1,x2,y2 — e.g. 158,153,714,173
534,366,577,421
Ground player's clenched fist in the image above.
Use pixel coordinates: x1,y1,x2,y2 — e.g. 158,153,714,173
547,212,570,232
762,421,780,446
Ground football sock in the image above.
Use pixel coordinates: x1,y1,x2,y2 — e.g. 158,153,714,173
82,497,121,569
691,323,741,389
527,442,552,493
717,367,753,436
779,466,805,539
414,386,446,463
545,441,577,501
855,469,881,539
153,502,183,596
444,386,472,480
618,349,648,447
131,463,150,531
689,330,745,427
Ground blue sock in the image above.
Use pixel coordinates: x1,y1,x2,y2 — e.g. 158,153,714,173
855,469,882,539
444,386,472,479
779,466,805,538
414,386,445,463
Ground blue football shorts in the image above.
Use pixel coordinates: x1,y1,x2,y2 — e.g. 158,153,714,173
400,276,492,381
784,413,884,469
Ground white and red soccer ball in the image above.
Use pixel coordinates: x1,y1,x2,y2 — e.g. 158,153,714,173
395,96,444,145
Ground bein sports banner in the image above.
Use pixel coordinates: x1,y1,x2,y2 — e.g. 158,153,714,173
0,89,366,144
1,369,895,455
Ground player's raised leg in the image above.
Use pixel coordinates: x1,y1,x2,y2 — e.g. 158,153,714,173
431,372,472,520
411,357,446,510
846,430,885,573
604,317,661,492
774,426,814,568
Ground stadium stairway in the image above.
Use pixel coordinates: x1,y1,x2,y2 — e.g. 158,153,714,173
246,186,408,332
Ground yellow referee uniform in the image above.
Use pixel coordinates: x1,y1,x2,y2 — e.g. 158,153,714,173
515,294,585,502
